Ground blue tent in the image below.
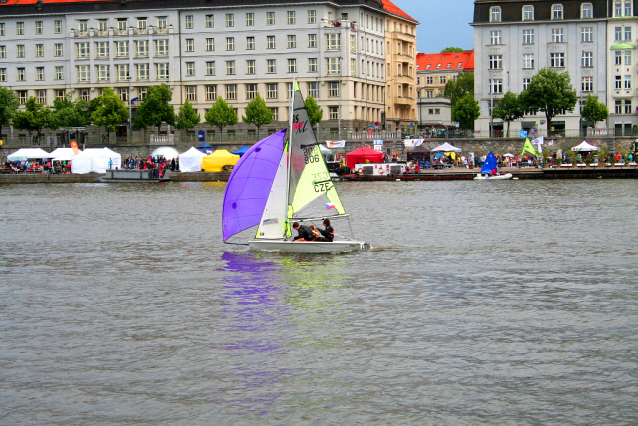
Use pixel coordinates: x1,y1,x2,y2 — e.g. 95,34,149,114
231,145,249,156
197,142,214,154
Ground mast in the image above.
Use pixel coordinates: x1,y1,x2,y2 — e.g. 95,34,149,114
284,79,296,233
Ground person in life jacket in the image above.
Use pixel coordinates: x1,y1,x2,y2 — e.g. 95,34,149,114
292,222,316,242
316,218,335,242
491,168,497,176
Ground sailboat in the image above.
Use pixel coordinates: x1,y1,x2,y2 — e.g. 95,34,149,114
474,151,513,180
222,82,370,253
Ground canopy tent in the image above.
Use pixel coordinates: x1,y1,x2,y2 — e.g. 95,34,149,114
407,145,430,161
49,147,81,160
196,142,215,154
71,148,122,174
503,153,515,157
201,150,240,172
231,145,249,156
151,146,179,160
571,141,599,151
179,147,206,172
431,142,462,153
345,146,383,170
319,144,332,154
7,148,51,161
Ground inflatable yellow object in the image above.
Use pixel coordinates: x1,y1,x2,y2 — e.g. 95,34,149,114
201,150,240,172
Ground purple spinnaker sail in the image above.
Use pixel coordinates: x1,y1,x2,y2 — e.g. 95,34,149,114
222,129,287,242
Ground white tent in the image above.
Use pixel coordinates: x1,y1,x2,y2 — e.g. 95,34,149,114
71,148,122,174
49,147,81,159
431,142,462,153
151,146,180,160
319,144,332,154
7,148,51,161
179,147,206,172
571,141,598,151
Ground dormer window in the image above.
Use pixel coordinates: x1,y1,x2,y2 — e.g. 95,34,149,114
523,5,534,21
581,3,593,18
490,6,501,22
552,4,563,20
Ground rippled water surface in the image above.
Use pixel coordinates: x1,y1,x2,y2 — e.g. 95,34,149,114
1,180,637,425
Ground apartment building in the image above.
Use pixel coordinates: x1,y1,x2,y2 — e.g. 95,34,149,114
0,0,398,140
472,0,607,137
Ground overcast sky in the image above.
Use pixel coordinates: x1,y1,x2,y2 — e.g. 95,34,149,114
391,0,475,53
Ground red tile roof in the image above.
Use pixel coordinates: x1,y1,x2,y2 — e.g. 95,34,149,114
416,50,474,72
380,0,418,23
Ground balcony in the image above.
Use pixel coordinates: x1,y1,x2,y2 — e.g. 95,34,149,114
393,96,414,105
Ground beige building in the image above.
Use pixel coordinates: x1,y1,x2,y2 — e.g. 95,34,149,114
381,0,418,132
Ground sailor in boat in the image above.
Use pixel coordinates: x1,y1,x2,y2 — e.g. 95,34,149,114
292,222,316,242
313,218,334,242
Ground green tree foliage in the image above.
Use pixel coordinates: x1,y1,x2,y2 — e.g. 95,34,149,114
52,94,92,129
451,93,480,130
519,68,577,135
0,87,19,138
91,87,129,138
444,72,474,108
133,83,176,133
205,97,238,139
580,95,609,124
13,97,54,142
492,91,524,137
242,94,272,137
176,99,201,130
440,47,464,53
305,96,324,128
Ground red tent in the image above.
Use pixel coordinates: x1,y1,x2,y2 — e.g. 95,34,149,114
345,147,384,170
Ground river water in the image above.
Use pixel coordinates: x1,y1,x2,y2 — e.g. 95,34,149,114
1,180,636,425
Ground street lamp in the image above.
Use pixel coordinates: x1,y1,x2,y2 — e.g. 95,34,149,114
338,57,342,140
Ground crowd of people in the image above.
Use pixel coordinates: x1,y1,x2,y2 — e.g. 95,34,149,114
2,159,70,174
121,156,179,172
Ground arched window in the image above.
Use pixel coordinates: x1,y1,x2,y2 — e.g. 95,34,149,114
552,4,563,19
581,3,593,18
523,5,534,20
490,6,501,22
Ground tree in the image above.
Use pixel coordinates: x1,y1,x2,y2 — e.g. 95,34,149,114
520,68,577,135
451,93,480,131
205,97,238,139
13,97,54,143
242,94,272,138
91,87,129,139
133,83,176,134
492,91,524,137
176,99,201,131
581,95,609,125
305,96,323,128
52,95,92,129
444,72,474,108
440,47,464,53
0,87,19,139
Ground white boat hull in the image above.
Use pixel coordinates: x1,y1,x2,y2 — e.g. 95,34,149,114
248,240,370,253
474,173,513,180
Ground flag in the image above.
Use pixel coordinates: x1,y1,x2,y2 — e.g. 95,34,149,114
521,138,538,157
325,202,336,210
532,136,544,145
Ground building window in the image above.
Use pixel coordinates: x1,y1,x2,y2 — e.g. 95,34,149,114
489,78,503,94
490,7,501,22
625,0,632,16
288,59,297,73
441,76,447,84
54,20,62,34
206,61,215,75
523,54,535,68
267,36,275,49
615,51,622,65
490,30,501,45
522,29,534,44
287,35,296,49
1,67,9,82
116,41,128,57
287,11,296,25
16,22,24,35
226,84,236,100
625,50,632,65
17,68,25,81
329,106,339,120
79,88,89,101
625,27,632,41
308,82,318,98
625,75,631,89
308,34,317,48
523,78,531,90
156,40,168,56
582,51,592,67
157,16,167,29
329,82,339,97
309,58,318,72
327,33,340,50
115,64,128,81
96,42,108,57
246,83,257,100
35,67,44,81
615,1,622,16
552,4,563,19
137,18,147,30
156,63,169,79
185,62,195,76
226,14,234,27
17,90,27,104
186,39,194,52
137,63,149,80
550,52,565,67
246,60,255,74
206,15,214,28
185,15,194,29
77,42,91,58
582,27,593,42
97,64,110,81
78,65,90,82
267,12,275,25
489,54,502,69
246,37,255,50
78,20,88,32
267,59,276,73
205,38,214,52
327,57,340,74
308,10,316,24
552,29,563,43
267,83,278,99
615,27,622,41
36,90,46,104
581,3,593,18
35,44,43,57
271,108,278,121
226,60,235,75
582,77,593,92
615,75,622,89
98,19,107,31
245,12,254,26
118,19,127,31
136,40,148,57
523,5,534,20
615,100,622,113
186,86,196,101
206,85,217,101
226,37,234,51
35,21,43,35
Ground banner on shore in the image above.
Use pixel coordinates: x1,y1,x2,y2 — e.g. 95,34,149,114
326,140,346,148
